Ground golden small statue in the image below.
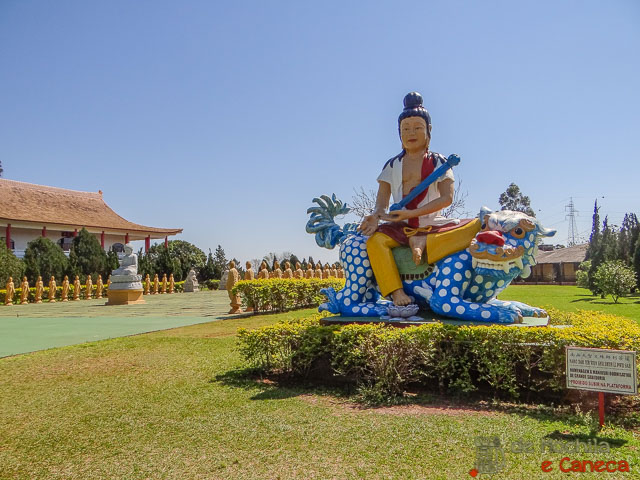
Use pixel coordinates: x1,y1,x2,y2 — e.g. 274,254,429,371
226,261,242,314
5,276,15,306
330,266,338,278
153,274,159,294
35,276,43,303
305,265,314,279
20,276,29,305
96,275,104,299
258,261,269,280
73,275,81,301
161,274,167,294
244,261,255,281
294,262,304,279
337,267,344,279
273,261,283,279
283,261,293,279
85,275,93,299
48,276,57,303
323,263,331,279
107,275,111,288
315,263,323,279
169,274,175,294
144,274,151,295
61,275,70,302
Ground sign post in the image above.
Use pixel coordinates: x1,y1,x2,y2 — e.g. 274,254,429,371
566,347,637,428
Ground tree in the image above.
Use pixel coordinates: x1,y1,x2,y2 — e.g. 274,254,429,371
22,237,68,284
586,200,602,294
137,248,154,279
212,245,228,279
618,213,639,265
147,240,206,281
199,249,217,281
67,228,109,281
575,260,591,289
593,261,637,303
498,183,535,217
0,159,3,177
0,243,24,285
634,236,640,287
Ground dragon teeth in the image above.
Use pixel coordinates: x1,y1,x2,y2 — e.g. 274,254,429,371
472,257,478,268
514,258,523,269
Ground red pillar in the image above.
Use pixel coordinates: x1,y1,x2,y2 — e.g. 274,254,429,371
145,236,150,252
5,224,11,249
42,226,47,237
125,233,129,244
100,231,105,249
164,236,168,249
73,229,78,237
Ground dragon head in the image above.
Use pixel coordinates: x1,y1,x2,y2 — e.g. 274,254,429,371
468,207,556,279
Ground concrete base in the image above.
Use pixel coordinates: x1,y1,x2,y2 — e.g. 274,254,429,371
106,289,145,306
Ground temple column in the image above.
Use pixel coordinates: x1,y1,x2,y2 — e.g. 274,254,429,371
125,233,129,244
145,236,150,252
73,229,78,237
164,236,168,249
5,224,11,249
42,226,47,237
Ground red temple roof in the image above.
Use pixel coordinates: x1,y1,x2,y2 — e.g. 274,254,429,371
0,179,182,237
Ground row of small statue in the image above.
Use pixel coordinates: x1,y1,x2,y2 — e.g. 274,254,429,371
3,274,108,305
143,273,176,295
244,261,344,281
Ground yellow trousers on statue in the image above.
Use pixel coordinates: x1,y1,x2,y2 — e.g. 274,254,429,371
367,232,402,297
366,219,482,298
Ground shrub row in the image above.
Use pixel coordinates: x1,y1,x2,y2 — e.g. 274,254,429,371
0,281,187,303
238,309,640,402
232,278,346,313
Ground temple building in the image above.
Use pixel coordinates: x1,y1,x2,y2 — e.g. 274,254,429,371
0,179,182,258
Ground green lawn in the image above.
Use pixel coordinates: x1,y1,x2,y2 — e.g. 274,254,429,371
2,306,640,479
499,285,640,320
2,287,640,479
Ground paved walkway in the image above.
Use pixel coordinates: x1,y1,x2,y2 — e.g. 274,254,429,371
0,291,238,357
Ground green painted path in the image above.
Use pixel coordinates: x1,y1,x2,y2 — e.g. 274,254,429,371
0,291,242,357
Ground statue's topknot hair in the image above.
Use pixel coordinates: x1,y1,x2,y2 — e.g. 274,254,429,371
398,91,431,138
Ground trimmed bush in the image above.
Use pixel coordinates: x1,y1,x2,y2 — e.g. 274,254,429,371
232,278,346,313
238,310,640,402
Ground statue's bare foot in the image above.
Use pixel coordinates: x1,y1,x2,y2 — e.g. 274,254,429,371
412,247,423,266
390,289,412,306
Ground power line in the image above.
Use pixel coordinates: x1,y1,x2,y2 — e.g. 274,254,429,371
565,197,579,246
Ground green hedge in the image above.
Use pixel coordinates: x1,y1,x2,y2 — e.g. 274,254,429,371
238,309,640,402
232,278,346,313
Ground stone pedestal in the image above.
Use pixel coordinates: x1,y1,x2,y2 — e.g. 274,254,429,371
107,274,145,305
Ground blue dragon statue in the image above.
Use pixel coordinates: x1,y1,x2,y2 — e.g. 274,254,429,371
306,194,556,324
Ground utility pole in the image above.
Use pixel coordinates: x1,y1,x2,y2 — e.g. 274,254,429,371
565,197,579,246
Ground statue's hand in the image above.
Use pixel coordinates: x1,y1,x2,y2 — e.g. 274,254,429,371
381,209,411,222
358,215,379,236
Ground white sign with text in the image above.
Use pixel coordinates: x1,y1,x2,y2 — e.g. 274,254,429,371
566,347,637,395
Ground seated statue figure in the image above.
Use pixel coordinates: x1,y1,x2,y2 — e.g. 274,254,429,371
112,244,138,276
305,92,556,324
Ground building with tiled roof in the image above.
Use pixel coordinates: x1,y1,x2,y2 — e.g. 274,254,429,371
0,179,182,257
527,243,588,284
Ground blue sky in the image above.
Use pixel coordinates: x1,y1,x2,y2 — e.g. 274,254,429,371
1,1,639,264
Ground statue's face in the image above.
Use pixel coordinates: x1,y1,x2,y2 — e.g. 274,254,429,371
400,116,429,152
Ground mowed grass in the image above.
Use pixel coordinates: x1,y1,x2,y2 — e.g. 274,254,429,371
2,308,640,479
499,285,640,321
